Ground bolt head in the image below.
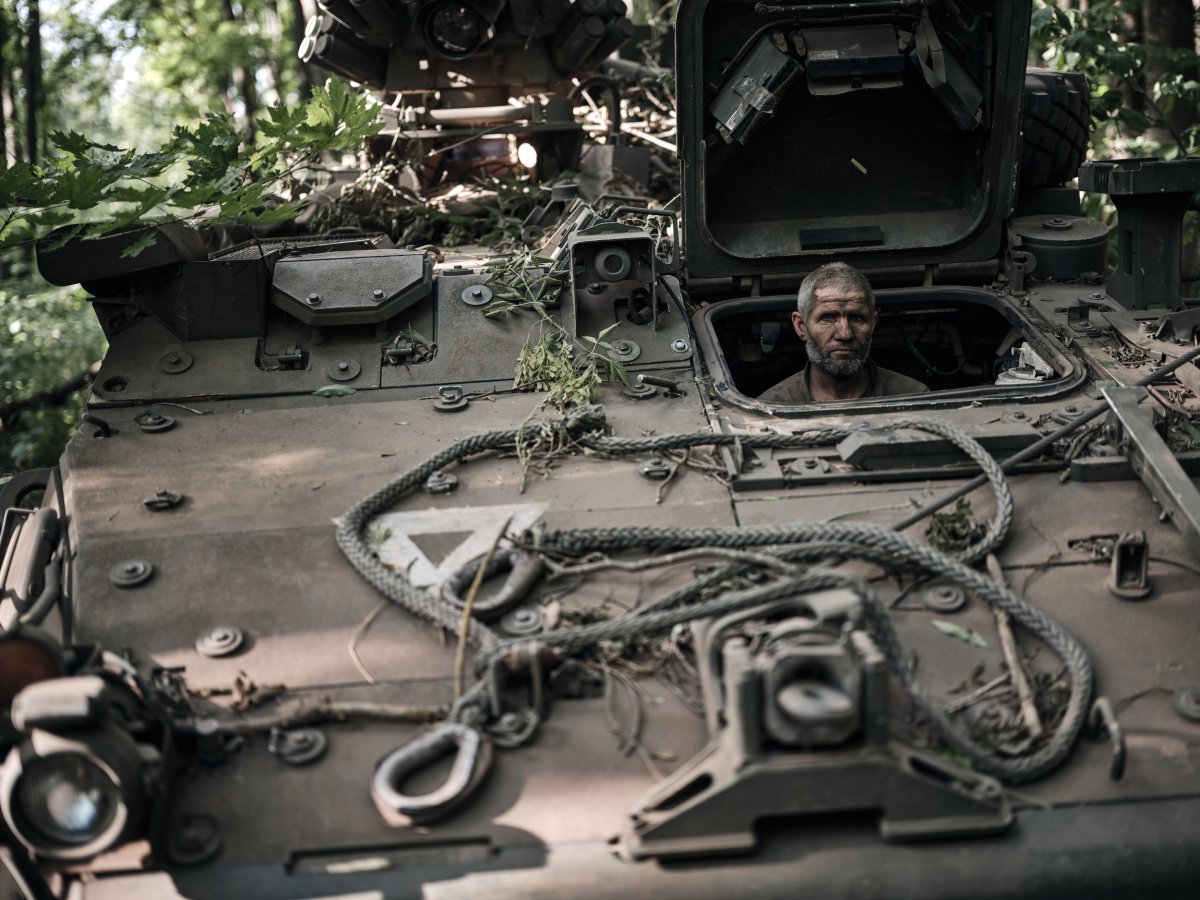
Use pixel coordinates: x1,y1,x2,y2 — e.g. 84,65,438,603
337,361,350,372
372,288,385,299
306,293,321,305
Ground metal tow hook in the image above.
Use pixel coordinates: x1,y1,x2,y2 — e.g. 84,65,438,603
371,723,493,827
442,548,544,621
1089,697,1127,781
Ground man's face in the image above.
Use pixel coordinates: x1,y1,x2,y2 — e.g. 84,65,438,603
792,286,878,378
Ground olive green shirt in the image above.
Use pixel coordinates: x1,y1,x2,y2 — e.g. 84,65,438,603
758,361,929,404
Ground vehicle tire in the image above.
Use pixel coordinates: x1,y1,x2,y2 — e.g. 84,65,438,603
1019,69,1091,189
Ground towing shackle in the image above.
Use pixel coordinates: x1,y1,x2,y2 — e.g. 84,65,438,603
371,723,494,827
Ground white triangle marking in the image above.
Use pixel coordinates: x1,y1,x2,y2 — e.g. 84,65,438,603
367,503,548,588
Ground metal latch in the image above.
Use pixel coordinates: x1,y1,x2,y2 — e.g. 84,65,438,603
277,343,306,370
384,340,416,364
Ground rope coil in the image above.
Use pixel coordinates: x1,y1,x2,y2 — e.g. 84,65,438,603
337,408,1091,784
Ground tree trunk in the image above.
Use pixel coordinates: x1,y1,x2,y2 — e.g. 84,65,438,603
218,0,236,116
0,5,9,166
242,61,258,144
0,9,8,279
1142,0,1197,140
24,0,40,165
220,0,258,142
1116,1,1144,126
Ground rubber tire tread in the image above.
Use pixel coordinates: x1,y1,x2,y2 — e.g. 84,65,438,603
1019,68,1090,189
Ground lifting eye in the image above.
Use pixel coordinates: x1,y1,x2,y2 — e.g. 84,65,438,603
371,723,493,826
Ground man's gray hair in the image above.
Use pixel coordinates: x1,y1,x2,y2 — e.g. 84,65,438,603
796,262,875,320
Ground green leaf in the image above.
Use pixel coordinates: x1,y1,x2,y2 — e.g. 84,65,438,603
931,620,989,649
238,202,302,225
482,300,515,318
304,84,338,130
313,385,356,398
59,166,120,210
597,322,620,340
120,230,158,258
49,130,123,158
41,223,86,252
121,150,183,178
28,209,76,231
0,162,48,205
257,103,307,140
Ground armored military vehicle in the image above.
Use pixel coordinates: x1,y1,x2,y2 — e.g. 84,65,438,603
4,1,1200,897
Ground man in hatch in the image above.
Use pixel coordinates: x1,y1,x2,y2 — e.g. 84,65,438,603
759,262,928,403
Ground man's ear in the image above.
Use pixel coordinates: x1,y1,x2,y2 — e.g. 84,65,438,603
870,308,879,332
791,310,807,341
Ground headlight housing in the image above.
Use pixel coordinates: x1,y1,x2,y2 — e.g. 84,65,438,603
1,677,157,861
12,750,124,850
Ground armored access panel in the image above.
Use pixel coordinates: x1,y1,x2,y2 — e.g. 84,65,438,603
676,0,1031,279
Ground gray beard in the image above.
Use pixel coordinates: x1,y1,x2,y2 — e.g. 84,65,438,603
806,335,870,378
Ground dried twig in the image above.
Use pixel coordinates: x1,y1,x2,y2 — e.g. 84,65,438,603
944,672,1012,714
208,700,445,734
454,515,513,698
348,599,390,686
987,554,1043,737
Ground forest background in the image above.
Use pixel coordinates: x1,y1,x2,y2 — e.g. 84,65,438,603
1,0,1199,477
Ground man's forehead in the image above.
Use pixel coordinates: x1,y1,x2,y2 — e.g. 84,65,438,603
811,286,869,307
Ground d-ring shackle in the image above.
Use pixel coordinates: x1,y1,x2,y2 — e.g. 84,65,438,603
441,548,544,620
371,723,493,826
